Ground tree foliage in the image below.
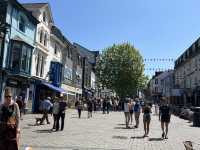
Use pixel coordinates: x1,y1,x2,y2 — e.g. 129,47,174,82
96,43,148,98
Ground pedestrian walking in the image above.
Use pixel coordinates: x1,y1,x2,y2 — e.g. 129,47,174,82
142,103,152,137
124,98,130,128
129,99,134,125
56,94,67,131
52,97,59,130
87,100,93,118
75,99,83,118
0,88,21,150
16,96,23,120
134,98,141,128
154,103,159,115
40,97,53,125
93,99,97,113
102,99,106,114
106,98,110,114
159,97,171,139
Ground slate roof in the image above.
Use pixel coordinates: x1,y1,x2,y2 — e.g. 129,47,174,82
74,43,99,64
22,3,48,9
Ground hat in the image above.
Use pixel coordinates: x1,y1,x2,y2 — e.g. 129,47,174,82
4,88,12,97
47,97,51,100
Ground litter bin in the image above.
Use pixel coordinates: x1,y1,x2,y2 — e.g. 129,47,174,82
191,107,200,127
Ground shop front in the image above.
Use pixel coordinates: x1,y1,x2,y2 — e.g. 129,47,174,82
32,79,66,112
61,83,82,107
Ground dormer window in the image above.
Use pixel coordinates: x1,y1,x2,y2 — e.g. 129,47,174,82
19,16,25,32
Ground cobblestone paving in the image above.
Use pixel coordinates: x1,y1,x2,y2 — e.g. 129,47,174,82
19,109,200,150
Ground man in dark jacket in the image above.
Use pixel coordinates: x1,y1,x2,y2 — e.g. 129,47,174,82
56,94,67,131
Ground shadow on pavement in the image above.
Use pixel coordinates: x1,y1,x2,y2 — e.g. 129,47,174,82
189,125,200,128
27,123,37,126
149,138,163,141
112,135,128,139
117,123,126,126
114,126,134,129
22,126,31,129
70,116,88,119
32,129,53,133
20,144,126,150
131,136,145,139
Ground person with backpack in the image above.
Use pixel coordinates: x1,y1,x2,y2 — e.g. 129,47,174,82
40,97,53,125
159,97,171,139
0,88,21,150
134,98,141,128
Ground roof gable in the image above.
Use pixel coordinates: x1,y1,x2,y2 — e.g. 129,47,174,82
22,3,54,24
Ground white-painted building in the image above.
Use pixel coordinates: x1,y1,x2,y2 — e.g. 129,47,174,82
23,3,54,80
149,70,174,103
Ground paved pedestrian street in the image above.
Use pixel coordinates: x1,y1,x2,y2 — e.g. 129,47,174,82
19,110,200,150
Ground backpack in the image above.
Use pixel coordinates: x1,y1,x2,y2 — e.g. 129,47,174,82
134,103,140,112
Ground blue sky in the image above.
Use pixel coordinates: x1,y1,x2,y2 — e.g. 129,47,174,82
20,0,200,77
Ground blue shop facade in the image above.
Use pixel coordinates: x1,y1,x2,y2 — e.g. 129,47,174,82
32,61,65,112
0,0,38,103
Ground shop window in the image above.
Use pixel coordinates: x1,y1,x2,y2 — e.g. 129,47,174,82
19,17,25,32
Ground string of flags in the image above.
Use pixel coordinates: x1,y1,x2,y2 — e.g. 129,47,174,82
143,58,175,62
145,68,173,71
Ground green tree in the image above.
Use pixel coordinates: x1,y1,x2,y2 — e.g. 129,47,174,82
96,43,147,98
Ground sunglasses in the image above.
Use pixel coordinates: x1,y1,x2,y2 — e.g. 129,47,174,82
5,96,12,98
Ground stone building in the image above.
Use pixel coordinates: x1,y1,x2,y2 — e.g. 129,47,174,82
174,37,200,106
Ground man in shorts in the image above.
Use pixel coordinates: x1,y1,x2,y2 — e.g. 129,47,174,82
159,97,171,139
